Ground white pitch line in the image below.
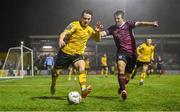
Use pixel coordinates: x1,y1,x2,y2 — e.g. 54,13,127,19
0,78,22,82
127,83,167,86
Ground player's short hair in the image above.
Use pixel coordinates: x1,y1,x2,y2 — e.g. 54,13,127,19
114,10,124,19
81,9,93,17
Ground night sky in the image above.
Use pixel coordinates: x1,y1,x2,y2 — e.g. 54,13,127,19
1,0,180,51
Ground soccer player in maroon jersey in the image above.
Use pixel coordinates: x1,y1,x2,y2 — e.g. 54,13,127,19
100,10,159,100
156,55,164,77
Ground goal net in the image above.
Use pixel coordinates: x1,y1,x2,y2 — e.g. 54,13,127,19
0,42,34,78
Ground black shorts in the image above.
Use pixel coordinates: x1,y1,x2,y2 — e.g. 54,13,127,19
157,64,163,70
116,52,137,73
136,60,150,68
101,65,108,70
85,68,90,71
54,50,84,69
148,64,153,70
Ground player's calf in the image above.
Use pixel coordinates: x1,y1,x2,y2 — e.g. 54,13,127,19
50,68,59,95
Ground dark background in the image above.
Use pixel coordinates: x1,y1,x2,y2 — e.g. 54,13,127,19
1,0,180,51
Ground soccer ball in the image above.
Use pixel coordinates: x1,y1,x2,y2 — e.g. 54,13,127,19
67,91,82,104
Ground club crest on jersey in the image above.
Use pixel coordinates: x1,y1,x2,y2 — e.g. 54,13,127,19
118,55,123,59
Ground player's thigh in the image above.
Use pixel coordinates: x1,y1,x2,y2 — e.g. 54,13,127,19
126,56,137,73
74,60,85,71
117,60,126,73
142,64,149,72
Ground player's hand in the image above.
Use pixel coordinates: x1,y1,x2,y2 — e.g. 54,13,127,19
59,39,66,48
95,21,103,32
153,21,159,27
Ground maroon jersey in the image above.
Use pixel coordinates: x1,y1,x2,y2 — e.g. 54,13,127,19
106,21,136,55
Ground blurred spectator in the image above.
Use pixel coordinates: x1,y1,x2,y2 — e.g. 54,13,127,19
44,54,54,75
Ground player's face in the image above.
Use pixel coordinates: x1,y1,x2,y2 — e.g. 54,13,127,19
80,13,92,27
114,15,124,25
146,39,152,45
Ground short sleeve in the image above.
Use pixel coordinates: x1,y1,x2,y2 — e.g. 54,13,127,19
64,22,76,35
127,21,136,28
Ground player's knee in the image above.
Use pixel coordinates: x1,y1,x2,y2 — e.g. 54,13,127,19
142,68,147,73
118,67,125,74
118,71,125,75
118,71,125,76
79,67,85,73
117,65,125,74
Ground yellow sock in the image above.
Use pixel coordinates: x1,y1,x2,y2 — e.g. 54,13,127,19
140,72,146,81
79,71,87,90
143,72,146,79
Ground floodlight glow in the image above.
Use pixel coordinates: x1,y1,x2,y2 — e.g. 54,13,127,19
21,41,24,45
43,46,52,49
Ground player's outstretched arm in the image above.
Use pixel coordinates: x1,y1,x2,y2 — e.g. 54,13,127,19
135,21,159,27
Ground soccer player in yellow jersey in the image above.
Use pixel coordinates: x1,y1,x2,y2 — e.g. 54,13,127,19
50,9,102,98
85,58,90,75
131,38,155,85
101,54,108,77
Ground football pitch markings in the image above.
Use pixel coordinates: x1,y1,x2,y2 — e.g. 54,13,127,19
0,83,168,87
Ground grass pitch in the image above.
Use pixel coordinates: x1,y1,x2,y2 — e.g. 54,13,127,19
0,74,180,111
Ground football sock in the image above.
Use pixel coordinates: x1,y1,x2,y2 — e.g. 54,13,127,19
79,71,87,91
140,72,146,80
118,74,126,92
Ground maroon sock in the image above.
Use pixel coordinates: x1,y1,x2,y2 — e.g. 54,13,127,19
118,74,126,92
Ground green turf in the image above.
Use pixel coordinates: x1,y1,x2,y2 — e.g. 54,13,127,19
0,74,180,111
